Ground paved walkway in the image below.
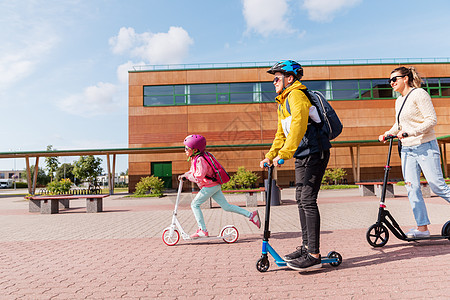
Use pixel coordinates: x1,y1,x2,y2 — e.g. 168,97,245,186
0,186,449,299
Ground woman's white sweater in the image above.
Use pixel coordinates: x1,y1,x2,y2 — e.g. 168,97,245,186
385,88,437,147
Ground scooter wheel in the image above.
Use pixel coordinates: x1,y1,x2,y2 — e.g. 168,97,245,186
221,226,239,243
162,229,180,246
441,220,450,239
366,223,389,247
327,251,342,267
256,257,270,272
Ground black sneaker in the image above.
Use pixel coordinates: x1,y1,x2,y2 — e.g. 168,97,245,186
283,245,307,262
287,253,322,271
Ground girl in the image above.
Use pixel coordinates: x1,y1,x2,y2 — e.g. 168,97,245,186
180,134,261,238
379,66,450,238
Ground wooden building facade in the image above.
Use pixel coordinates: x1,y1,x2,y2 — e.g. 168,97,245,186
128,61,450,191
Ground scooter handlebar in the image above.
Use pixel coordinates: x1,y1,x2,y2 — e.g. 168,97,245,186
263,159,284,168
383,132,408,141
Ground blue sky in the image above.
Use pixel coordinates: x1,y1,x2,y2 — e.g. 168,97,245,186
1,0,450,174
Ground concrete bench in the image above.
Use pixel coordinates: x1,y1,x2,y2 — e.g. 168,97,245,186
419,179,450,198
27,194,110,214
355,182,395,198
194,188,265,209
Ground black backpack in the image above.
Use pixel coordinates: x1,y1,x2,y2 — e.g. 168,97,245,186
284,89,343,140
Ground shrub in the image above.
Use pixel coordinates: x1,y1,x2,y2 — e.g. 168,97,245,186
46,178,72,195
222,167,258,190
134,176,164,197
322,168,347,185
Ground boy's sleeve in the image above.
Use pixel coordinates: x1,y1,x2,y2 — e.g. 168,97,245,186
266,90,310,161
265,110,286,161
278,90,310,160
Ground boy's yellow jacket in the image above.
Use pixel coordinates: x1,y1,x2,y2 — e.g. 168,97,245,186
265,81,311,161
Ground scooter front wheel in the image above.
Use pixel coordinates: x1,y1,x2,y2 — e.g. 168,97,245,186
221,226,239,243
256,256,270,272
366,223,389,247
441,220,450,239
162,228,180,246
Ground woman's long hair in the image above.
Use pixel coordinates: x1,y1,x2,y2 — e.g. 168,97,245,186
391,66,422,88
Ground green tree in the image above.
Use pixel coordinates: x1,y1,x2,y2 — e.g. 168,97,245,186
55,163,75,182
21,166,50,186
73,155,103,185
44,145,60,182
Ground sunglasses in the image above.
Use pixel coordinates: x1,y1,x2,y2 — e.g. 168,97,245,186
388,75,406,84
273,76,284,84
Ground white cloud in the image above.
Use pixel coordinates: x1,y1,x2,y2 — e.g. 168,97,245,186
0,29,58,93
58,82,119,117
109,27,137,55
117,61,135,85
302,0,362,22
242,0,294,37
109,26,194,65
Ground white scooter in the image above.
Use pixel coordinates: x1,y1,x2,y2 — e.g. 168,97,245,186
162,179,239,246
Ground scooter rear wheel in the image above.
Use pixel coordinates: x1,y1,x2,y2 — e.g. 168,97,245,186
441,220,450,239
162,229,180,246
221,226,239,243
366,223,389,247
327,251,342,267
256,256,270,272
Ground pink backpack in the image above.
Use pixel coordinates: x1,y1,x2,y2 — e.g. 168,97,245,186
193,152,230,184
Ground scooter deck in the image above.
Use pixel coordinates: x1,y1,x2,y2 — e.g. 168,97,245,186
185,234,234,241
273,257,340,267
405,234,449,241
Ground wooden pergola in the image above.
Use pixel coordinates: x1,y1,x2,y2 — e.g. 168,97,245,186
0,135,448,195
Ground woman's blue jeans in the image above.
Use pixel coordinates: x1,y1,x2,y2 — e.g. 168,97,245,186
401,139,450,226
191,185,251,231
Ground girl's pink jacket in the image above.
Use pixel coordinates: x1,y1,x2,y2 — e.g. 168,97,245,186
183,155,219,189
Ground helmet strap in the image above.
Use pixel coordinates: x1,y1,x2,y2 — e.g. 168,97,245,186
280,74,297,94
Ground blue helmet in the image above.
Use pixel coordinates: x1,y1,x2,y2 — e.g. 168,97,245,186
267,60,303,79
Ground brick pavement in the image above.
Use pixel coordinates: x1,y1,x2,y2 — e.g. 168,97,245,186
0,187,449,299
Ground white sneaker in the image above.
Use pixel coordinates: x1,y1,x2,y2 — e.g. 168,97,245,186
406,228,430,238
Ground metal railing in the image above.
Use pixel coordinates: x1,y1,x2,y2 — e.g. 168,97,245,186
131,57,450,72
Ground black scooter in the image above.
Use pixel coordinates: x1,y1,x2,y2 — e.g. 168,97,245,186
366,135,450,247
256,160,342,272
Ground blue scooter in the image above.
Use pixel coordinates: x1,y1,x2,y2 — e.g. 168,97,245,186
256,160,342,272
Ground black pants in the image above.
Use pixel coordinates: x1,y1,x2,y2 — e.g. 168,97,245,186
295,150,330,254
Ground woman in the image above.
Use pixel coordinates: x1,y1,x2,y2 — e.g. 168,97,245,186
379,66,450,238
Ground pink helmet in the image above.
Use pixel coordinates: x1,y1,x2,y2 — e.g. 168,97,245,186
184,134,206,152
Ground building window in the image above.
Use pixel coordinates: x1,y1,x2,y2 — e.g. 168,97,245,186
142,77,450,106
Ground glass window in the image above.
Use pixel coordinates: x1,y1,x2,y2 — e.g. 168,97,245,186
261,92,277,102
190,84,216,95
190,94,216,104
230,93,253,103
144,95,174,106
189,84,216,104
304,81,327,91
440,78,450,87
371,79,392,98
217,83,229,94
144,85,173,95
217,94,229,102
230,83,253,93
229,83,254,103
261,82,275,92
175,96,186,104
174,85,186,95
426,78,439,88
331,80,359,100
